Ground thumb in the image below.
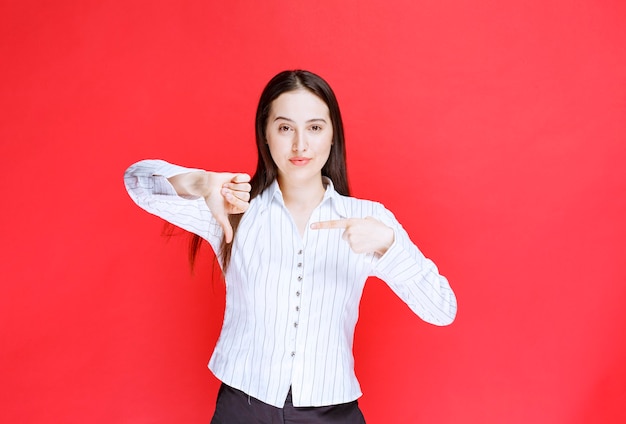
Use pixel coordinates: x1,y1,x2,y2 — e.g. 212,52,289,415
215,214,234,243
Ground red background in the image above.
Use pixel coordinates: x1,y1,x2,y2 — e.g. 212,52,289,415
1,1,625,423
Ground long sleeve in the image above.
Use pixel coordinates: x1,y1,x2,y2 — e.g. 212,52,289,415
371,205,457,326
122,170,455,407
123,159,224,257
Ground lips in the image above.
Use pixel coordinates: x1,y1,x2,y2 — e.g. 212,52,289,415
289,157,311,166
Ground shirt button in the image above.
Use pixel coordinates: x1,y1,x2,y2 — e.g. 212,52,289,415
295,306,300,312
297,263,302,268
294,322,298,328
297,276,303,281
298,250,303,255
296,291,301,297
291,351,296,357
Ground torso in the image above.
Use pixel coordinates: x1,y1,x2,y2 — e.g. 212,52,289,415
286,204,317,238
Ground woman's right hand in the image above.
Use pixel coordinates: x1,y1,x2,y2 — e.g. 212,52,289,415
168,171,251,243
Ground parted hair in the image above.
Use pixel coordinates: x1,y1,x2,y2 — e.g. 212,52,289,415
189,70,350,271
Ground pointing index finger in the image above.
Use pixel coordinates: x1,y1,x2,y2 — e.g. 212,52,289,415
311,219,349,230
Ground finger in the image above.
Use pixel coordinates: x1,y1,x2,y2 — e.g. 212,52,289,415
222,188,250,213
232,190,251,202
310,219,349,230
231,173,251,183
222,186,250,202
225,182,252,195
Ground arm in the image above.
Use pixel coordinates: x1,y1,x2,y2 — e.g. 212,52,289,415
371,204,457,326
166,169,250,243
310,203,457,326
123,159,250,251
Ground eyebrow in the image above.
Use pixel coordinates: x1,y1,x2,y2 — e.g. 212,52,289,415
273,116,328,124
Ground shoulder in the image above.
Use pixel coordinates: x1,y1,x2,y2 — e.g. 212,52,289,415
333,192,393,219
334,191,407,231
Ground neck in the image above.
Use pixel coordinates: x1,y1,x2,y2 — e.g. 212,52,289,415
278,175,326,210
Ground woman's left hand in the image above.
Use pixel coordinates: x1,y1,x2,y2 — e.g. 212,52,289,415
311,217,395,255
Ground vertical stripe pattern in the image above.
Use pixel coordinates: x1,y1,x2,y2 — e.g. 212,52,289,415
124,160,457,408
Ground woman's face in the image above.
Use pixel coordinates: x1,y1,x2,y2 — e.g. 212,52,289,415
265,89,333,186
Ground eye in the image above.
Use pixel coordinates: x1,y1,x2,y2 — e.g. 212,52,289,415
310,125,322,132
278,125,291,132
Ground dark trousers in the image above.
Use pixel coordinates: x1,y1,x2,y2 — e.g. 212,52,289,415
210,384,367,424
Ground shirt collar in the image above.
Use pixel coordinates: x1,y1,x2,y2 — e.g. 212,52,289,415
259,177,348,219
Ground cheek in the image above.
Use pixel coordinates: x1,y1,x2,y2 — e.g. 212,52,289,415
320,133,333,155
266,138,285,165
266,144,279,163
317,140,333,167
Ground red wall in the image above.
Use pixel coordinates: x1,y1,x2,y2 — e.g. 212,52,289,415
1,1,625,422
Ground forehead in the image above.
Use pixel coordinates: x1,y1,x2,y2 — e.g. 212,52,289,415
269,89,330,120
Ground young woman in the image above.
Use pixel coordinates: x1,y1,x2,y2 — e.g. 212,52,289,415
124,70,457,423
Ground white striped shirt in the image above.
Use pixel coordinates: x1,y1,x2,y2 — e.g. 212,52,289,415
124,159,457,408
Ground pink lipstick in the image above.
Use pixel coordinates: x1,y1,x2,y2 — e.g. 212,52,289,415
289,157,311,166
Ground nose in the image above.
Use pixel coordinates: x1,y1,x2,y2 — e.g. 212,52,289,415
292,131,308,152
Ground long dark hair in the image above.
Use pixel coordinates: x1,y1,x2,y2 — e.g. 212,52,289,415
189,70,350,271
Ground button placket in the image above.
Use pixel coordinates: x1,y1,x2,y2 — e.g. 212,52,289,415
291,247,304,358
